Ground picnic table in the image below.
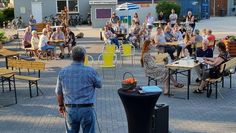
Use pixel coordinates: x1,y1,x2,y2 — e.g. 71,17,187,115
166,57,200,99
0,48,19,69
153,20,167,27
0,68,17,106
165,41,183,46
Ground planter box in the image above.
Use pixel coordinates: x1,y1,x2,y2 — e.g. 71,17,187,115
225,40,236,57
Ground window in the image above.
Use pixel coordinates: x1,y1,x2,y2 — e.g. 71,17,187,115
96,9,111,19
57,0,79,13
234,0,236,5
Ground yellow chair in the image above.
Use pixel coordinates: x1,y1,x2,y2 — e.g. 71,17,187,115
120,44,135,65
84,54,94,66
102,44,119,54
209,40,216,49
98,53,117,78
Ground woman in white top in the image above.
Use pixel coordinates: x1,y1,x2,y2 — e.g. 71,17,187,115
31,30,39,50
38,28,55,58
30,30,39,56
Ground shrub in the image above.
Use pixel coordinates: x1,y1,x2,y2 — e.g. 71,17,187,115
2,8,14,21
156,1,181,21
0,30,6,42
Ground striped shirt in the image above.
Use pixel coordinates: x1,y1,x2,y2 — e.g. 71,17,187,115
55,62,102,104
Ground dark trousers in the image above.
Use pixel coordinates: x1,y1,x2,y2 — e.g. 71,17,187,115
185,45,193,56
175,45,183,57
158,45,176,60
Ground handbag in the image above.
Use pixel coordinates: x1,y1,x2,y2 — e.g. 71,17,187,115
121,72,137,90
209,66,221,79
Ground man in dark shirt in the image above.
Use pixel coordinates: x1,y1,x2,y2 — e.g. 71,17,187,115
196,39,213,57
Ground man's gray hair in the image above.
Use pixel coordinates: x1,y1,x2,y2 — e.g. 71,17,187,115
72,46,86,62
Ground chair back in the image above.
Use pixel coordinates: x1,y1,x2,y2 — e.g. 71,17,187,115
122,44,132,56
103,45,116,54
195,41,202,48
103,53,115,67
31,61,45,70
8,59,18,68
224,57,236,70
209,40,215,47
84,55,94,66
20,60,32,69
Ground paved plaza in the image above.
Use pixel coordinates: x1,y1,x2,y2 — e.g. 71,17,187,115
0,17,236,133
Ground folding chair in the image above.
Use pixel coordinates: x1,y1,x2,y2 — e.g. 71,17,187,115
84,54,94,66
98,53,117,79
120,44,135,65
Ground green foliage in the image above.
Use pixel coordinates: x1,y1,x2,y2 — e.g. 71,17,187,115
2,8,14,21
0,30,6,42
156,1,181,21
0,8,14,27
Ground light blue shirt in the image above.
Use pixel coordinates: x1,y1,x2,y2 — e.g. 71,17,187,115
55,62,102,104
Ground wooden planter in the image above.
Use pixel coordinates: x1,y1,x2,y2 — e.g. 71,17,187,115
224,40,236,57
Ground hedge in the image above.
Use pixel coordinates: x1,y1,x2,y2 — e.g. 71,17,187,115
156,1,181,22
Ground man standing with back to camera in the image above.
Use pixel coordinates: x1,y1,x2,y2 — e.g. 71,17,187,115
55,46,102,133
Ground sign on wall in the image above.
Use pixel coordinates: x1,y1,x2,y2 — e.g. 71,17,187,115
96,9,111,19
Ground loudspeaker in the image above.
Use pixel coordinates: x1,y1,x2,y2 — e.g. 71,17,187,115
151,104,169,133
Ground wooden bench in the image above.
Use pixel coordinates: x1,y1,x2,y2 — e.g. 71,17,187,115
3,59,45,98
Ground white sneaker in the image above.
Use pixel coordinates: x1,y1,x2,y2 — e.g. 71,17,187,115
115,49,120,53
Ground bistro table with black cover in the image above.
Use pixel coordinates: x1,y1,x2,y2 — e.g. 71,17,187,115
118,88,161,133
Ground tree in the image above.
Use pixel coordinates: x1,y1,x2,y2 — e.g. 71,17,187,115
156,1,181,21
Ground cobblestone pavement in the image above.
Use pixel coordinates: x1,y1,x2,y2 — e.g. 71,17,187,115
0,17,236,133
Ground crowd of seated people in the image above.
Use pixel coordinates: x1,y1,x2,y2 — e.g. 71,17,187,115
21,23,76,59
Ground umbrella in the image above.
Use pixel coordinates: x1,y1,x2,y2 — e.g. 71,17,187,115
116,2,140,11
116,2,140,30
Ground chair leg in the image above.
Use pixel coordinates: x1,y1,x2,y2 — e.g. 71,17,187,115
2,77,4,92
215,82,218,99
155,79,157,85
8,78,11,91
36,81,39,96
148,77,150,86
230,74,232,88
29,81,32,98
222,76,224,88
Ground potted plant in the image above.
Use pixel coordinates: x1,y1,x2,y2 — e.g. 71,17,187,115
0,30,7,49
223,35,236,57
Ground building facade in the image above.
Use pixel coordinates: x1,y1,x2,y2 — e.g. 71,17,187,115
13,0,90,24
210,0,236,16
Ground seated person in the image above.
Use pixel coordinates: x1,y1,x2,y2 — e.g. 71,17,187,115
193,42,230,93
141,40,184,95
154,27,176,60
45,24,53,39
114,20,126,34
38,28,55,57
158,11,165,21
104,26,120,48
22,26,32,48
196,39,213,58
30,30,39,56
114,20,126,40
163,26,174,42
139,23,149,46
171,25,185,58
184,30,195,56
195,39,213,82
206,29,216,49
50,27,66,59
65,27,76,56
194,29,203,42
128,21,141,48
